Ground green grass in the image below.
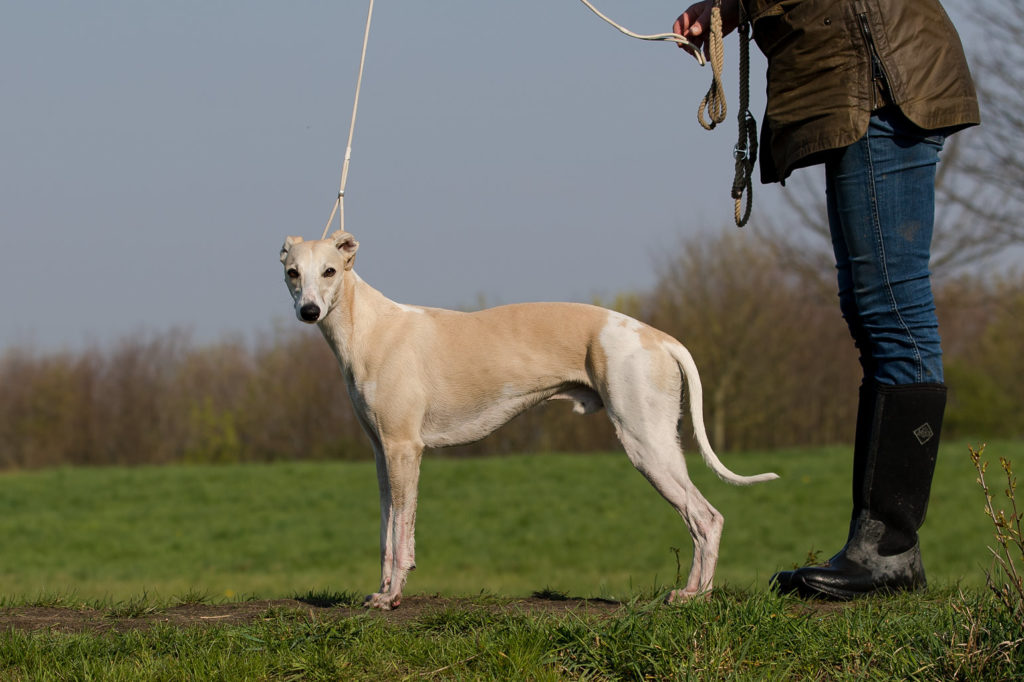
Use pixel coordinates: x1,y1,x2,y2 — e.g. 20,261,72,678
1,441,1022,679
0,589,1020,680
0,440,1013,603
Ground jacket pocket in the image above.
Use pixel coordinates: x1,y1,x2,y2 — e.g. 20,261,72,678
744,0,799,23
750,0,829,55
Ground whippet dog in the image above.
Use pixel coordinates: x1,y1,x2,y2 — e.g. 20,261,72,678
280,230,777,609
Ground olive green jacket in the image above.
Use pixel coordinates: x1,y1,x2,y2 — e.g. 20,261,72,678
743,0,980,183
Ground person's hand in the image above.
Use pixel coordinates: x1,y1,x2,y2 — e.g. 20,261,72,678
673,0,741,60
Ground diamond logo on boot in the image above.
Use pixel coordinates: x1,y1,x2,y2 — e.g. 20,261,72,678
913,422,934,445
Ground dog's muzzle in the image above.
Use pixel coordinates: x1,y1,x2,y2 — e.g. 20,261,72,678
299,303,321,322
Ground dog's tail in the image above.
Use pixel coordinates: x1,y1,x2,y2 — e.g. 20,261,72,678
667,342,779,486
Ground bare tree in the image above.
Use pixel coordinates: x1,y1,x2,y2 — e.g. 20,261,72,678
754,136,1005,294
944,0,1024,259
645,231,860,451
753,0,1024,286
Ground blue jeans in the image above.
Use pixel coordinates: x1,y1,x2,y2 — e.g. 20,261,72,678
825,108,945,386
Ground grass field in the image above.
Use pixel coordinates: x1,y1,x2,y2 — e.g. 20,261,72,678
0,439,1016,604
1,440,1021,679
1,588,1020,680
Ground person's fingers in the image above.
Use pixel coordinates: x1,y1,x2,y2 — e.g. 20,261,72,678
674,3,712,53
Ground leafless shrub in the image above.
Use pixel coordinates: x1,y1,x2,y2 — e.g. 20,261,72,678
0,232,1022,467
644,230,859,451
971,444,1024,622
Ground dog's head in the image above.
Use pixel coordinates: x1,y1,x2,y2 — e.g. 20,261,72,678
279,230,359,324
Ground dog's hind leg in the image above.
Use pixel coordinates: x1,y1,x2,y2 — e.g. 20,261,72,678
610,406,724,602
601,345,725,601
664,477,723,602
365,438,423,610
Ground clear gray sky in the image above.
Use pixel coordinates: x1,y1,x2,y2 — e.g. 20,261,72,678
1,1,841,351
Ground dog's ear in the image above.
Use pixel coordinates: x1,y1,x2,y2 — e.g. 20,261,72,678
330,230,359,270
280,235,304,263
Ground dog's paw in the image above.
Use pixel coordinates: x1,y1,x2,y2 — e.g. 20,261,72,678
665,587,712,604
364,592,401,610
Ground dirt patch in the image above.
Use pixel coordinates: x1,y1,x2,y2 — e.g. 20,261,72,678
0,595,625,635
0,594,860,635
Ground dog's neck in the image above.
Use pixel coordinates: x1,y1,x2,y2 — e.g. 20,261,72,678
316,269,390,370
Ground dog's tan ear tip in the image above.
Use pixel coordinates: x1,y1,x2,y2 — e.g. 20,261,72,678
280,235,303,262
328,229,357,244
329,230,359,270
331,230,359,253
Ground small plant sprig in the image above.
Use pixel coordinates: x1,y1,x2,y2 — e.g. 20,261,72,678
970,444,1024,622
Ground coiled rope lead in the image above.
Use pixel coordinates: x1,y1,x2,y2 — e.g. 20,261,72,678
578,0,755,227
697,3,726,130
322,0,375,239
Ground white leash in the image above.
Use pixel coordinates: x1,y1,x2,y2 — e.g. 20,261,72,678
319,1,731,241
322,0,374,240
577,0,706,66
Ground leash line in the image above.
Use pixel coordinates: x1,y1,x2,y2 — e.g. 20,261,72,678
320,1,757,240
577,0,706,65
579,0,756,228
731,15,756,227
322,0,375,240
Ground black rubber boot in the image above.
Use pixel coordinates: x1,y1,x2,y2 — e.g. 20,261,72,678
771,382,945,600
771,382,877,594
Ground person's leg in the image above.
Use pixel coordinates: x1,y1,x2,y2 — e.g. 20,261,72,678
772,108,947,599
827,107,945,387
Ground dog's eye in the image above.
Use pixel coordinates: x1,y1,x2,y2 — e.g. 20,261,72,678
323,268,337,278
286,268,299,279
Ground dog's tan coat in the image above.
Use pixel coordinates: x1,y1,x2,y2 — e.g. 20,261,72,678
281,231,777,609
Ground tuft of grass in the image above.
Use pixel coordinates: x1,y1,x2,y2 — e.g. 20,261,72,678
173,588,212,606
0,591,85,609
105,591,159,619
531,587,569,601
292,588,363,608
411,606,498,635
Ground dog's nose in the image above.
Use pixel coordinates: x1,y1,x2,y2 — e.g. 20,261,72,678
299,303,321,322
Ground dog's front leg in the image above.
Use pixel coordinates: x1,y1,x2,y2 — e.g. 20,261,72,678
371,446,395,598
364,439,423,610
